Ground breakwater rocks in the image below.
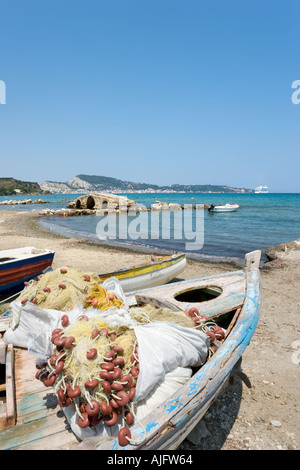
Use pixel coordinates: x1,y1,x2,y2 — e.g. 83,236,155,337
0,198,49,205
66,193,210,213
265,239,300,261
38,193,210,217
39,208,96,217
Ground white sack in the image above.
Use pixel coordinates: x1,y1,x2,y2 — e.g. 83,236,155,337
133,322,209,401
135,366,193,421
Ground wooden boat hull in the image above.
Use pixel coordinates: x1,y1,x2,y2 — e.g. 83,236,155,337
98,253,186,293
0,247,55,295
0,251,261,450
82,251,262,450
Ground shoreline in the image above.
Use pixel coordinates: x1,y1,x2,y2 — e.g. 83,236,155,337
0,209,299,450
0,209,240,275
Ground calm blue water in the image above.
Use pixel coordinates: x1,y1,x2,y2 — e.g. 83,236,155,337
3,192,296,265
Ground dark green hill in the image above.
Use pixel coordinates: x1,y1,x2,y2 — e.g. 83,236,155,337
0,178,47,196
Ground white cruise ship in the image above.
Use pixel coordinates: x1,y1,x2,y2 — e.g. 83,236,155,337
255,184,270,194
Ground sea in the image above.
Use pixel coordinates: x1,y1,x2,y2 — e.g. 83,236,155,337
1,192,299,266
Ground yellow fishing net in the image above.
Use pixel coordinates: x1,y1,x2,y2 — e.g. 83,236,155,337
17,267,124,312
60,317,136,390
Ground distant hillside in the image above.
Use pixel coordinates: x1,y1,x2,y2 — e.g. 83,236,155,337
0,178,49,196
41,174,254,194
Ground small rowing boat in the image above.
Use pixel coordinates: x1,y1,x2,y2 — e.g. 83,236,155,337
0,250,261,450
0,247,55,295
98,253,186,293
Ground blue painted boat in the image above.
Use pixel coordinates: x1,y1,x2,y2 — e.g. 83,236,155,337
79,250,262,450
0,247,55,295
0,250,261,450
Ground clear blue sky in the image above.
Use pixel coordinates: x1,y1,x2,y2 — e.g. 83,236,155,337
0,0,299,192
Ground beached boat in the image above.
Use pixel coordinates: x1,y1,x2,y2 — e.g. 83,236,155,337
98,253,186,293
208,203,239,213
0,250,261,450
0,247,55,295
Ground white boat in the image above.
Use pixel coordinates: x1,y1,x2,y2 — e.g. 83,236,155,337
208,204,239,213
98,253,186,293
255,185,270,194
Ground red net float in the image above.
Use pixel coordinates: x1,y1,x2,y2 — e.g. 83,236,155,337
103,411,118,427
67,385,81,398
100,370,112,381
101,362,114,371
128,388,136,401
86,400,100,417
130,366,139,378
104,350,116,361
64,336,76,349
120,374,133,388
111,368,122,381
116,390,129,407
77,412,90,428
102,380,111,393
86,348,97,360
125,410,134,425
91,328,100,339
57,388,65,402
61,314,69,327
100,401,112,415
113,357,124,367
77,315,89,321
55,361,64,374
111,382,123,391
85,379,99,389
118,427,131,446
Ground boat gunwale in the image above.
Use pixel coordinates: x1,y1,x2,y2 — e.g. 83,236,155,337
98,253,186,279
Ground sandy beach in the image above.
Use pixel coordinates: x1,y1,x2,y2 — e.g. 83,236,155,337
0,209,299,450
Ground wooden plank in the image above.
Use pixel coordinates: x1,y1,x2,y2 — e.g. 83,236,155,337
5,344,16,426
0,347,78,450
0,413,75,450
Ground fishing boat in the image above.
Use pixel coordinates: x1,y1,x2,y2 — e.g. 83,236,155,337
0,250,261,450
98,253,186,293
0,247,55,295
208,203,239,213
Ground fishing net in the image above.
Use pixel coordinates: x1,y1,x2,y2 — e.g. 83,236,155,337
129,304,195,328
16,267,123,312
5,266,224,448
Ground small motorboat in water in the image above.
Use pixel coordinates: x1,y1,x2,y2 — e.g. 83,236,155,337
208,204,239,213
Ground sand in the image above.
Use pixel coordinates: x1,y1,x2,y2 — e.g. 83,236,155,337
0,209,299,450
